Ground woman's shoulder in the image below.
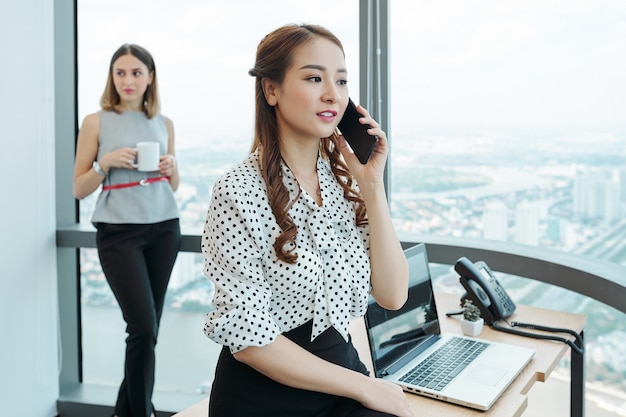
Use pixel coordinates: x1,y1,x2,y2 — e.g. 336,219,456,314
158,114,174,133
80,112,101,132
214,153,264,193
157,113,173,125
82,111,100,122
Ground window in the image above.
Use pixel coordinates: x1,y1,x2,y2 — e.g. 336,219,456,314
389,1,626,410
65,2,626,414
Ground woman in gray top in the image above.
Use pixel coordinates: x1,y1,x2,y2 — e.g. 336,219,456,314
73,44,181,417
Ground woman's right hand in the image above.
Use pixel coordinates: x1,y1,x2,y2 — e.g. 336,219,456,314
99,147,138,172
233,335,415,417
358,377,416,417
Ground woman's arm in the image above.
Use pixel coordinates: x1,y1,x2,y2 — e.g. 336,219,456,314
361,179,409,310
234,335,414,417
337,105,409,310
161,116,180,191
73,113,105,200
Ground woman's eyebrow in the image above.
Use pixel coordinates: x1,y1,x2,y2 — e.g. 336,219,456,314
299,64,347,74
113,67,143,72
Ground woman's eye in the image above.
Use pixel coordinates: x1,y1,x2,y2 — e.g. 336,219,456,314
133,71,142,77
115,71,125,77
307,76,322,83
337,79,348,86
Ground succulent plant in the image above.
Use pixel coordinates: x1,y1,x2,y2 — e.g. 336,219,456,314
462,299,481,322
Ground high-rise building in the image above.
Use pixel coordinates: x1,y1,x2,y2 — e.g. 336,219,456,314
573,170,620,222
482,202,508,241
515,202,540,246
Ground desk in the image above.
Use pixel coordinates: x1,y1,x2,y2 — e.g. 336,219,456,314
353,292,586,417
172,292,586,417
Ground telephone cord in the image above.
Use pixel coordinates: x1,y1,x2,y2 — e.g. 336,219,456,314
490,320,584,355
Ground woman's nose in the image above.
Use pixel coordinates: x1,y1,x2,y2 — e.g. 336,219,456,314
323,83,340,103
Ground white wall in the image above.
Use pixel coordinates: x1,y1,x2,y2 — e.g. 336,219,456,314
0,0,59,416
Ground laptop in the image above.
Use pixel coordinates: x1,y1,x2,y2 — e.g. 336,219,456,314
364,243,535,410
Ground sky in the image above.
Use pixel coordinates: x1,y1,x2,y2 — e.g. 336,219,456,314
390,0,626,129
78,0,626,150
78,0,360,147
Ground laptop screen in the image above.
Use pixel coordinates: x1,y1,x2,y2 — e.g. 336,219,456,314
364,244,441,377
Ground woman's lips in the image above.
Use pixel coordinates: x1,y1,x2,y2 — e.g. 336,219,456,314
317,110,337,122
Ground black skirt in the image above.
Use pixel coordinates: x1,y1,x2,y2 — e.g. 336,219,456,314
208,320,396,417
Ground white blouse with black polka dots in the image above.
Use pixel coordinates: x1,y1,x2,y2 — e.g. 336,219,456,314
202,151,371,353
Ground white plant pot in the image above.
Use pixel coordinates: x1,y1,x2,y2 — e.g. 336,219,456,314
460,318,484,337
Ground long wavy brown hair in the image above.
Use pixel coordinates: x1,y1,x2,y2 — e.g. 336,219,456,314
100,44,160,118
248,24,367,264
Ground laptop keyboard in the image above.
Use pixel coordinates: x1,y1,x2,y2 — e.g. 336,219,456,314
399,337,489,391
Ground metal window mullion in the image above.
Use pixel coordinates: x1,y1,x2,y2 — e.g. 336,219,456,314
360,0,390,195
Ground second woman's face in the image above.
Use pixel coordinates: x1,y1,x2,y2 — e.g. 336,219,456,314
112,54,153,109
271,37,349,144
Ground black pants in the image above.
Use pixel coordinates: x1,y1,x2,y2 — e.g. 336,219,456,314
96,219,181,417
208,320,396,417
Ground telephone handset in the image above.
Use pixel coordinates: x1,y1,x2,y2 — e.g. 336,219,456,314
455,257,516,325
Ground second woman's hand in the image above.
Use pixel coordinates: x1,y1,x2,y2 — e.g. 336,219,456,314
158,154,177,176
100,147,138,171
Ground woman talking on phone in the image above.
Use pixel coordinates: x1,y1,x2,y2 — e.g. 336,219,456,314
201,24,413,417
73,44,181,417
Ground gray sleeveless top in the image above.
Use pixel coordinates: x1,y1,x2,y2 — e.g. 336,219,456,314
91,110,180,224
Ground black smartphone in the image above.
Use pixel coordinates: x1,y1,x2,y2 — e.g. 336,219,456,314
337,99,378,164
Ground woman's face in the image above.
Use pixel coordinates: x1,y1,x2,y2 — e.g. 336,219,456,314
112,53,153,109
268,36,349,144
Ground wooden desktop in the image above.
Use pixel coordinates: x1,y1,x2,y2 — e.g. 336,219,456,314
172,291,586,417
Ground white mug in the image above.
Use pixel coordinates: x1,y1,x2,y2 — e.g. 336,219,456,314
135,141,160,171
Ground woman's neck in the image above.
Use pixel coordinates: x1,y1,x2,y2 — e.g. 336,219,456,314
279,140,319,176
117,98,143,112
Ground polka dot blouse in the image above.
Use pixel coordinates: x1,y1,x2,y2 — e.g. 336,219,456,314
202,151,371,353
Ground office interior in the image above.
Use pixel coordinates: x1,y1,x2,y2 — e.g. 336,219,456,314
2,1,625,416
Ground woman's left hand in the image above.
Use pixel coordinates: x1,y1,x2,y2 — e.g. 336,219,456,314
159,154,177,177
336,104,388,188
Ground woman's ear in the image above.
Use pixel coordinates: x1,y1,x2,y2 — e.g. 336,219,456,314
262,78,278,106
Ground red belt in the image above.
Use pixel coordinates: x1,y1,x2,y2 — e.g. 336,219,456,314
102,176,169,191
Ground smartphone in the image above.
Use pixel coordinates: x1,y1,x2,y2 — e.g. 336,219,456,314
337,99,378,164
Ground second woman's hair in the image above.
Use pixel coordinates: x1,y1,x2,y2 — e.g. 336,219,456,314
248,24,367,263
100,43,160,118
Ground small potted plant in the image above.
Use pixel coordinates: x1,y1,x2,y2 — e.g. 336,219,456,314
460,299,484,337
